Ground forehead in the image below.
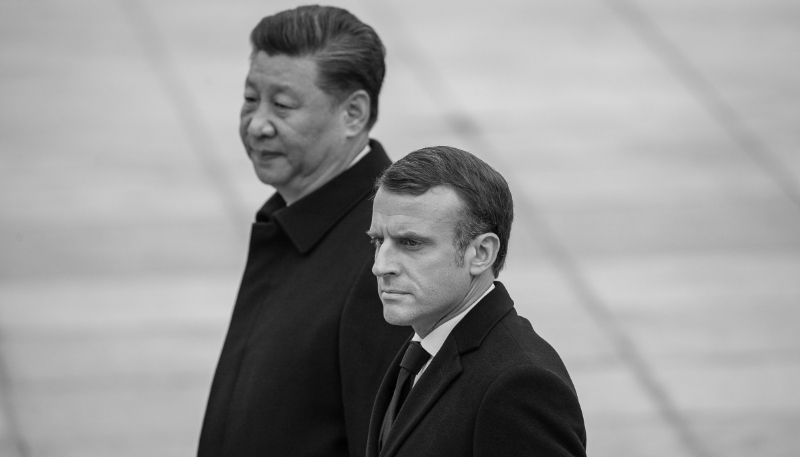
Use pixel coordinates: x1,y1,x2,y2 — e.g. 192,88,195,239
246,51,320,90
371,186,463,233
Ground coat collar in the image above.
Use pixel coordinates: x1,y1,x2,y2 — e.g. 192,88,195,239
255,139,391,254
373,282,515,457
451,281,515,354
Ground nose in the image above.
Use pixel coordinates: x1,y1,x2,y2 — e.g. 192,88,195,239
372,241,398,278
245,103,277,139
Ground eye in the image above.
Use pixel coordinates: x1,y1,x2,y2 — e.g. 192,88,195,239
400,238,421,248
369,236,383,248
272,96,295,110
243,90,258,103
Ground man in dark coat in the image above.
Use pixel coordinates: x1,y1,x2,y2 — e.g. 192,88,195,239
366,146,587,457
198,6,409,457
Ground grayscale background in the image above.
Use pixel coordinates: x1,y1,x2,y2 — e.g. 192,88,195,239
1,0,799,456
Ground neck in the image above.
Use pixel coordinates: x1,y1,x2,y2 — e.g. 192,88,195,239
279,134,370,205
414,269,495,338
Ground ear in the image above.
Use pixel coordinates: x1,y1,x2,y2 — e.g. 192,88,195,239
341,89,371,137
467,233,500,277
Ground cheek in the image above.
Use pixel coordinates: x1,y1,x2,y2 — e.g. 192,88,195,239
409,260,451,295
239,117,250,140
304,113,344,145
417,260,470,301
294,145,327,170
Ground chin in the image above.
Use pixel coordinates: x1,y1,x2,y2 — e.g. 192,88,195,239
251,157,290,184
382,305,415,328
253,167,287,187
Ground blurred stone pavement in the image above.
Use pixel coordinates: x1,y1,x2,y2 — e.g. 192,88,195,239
1,0,799,456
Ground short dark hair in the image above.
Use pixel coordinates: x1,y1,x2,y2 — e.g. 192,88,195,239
377,146,514,277
249,5,385,129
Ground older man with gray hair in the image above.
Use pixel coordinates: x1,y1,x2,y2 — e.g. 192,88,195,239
198,6,409,457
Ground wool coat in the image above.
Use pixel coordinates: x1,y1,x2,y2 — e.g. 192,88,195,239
366,282,587,457
199,140,411,457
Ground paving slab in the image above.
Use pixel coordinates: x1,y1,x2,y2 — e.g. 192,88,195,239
691,412,800,457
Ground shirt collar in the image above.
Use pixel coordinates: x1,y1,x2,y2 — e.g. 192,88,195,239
254,139,390,254
413,283,496,358
346,142,371,170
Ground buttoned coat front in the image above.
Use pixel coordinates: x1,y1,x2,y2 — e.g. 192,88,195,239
366,282,587,457
199,140,410,457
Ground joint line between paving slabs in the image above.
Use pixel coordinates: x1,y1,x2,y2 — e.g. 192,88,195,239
117,0,252,233
0,331,30,457
603,0,800,210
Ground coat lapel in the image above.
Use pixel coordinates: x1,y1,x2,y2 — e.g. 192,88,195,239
366,338,409,457
378,282,516,457
379,339,463,457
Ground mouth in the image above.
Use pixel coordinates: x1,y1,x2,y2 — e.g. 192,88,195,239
380,289,409,298
250,149,282,159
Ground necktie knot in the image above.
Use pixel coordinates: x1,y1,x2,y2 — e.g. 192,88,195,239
400,341,430,375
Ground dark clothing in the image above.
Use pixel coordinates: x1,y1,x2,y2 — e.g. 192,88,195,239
199,140,410,457
366,282,587,457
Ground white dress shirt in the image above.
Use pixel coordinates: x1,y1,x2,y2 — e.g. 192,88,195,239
411,283,495,385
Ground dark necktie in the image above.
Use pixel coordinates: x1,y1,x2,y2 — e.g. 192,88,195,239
380,341,431,448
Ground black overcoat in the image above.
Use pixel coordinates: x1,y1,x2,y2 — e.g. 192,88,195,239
366,282,587,457
199,140,411,457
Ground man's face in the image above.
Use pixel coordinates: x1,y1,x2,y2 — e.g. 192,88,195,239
240,52,348,196
369,186,473,335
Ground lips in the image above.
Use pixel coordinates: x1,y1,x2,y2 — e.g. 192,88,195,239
379,279,409,297
251,149,282,158
249,149,283,166
380,288,410,301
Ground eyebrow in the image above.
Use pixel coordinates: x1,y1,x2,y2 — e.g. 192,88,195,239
392,230,433,243
243,78,295,93
366,229,430,240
